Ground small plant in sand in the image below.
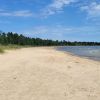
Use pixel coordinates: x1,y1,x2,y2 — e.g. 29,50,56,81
0,48,4,53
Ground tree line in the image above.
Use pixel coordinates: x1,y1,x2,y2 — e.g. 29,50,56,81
0,32,100,46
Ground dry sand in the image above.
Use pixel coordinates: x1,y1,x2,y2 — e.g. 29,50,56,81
0,47,100,100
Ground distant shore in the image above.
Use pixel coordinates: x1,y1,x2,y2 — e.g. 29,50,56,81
0,47,100,100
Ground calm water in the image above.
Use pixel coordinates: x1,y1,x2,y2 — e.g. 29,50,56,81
56,46,100,61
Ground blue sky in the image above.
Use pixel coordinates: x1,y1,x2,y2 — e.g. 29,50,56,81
0,0,100,41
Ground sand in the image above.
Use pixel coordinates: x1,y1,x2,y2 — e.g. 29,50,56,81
0,47,100,100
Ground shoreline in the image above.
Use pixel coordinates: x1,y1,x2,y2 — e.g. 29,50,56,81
0,47,100,100
56,49,100,63
53,47,100,64
54,46,100,63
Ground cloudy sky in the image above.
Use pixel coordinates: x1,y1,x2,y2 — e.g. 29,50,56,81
0,0,100,41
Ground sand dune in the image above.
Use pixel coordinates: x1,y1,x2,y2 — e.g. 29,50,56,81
0,47,100,100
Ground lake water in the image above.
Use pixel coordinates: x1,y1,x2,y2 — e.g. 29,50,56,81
56,46,100,61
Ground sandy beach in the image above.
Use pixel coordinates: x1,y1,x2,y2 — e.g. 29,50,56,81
0,47,100,100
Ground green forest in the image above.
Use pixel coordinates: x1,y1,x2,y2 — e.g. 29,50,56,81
0,32,100,46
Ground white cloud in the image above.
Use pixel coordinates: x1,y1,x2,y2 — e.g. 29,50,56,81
0,10,34,17
23,25,100,35
81,2,100,18
20,25,100,41
13,10,33,17
32,26,49,34
42,0,77,17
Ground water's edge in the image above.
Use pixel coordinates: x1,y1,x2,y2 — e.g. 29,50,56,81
55,46,100,62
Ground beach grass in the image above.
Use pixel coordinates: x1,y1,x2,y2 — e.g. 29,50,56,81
0,48,4,53
0,45,24,53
